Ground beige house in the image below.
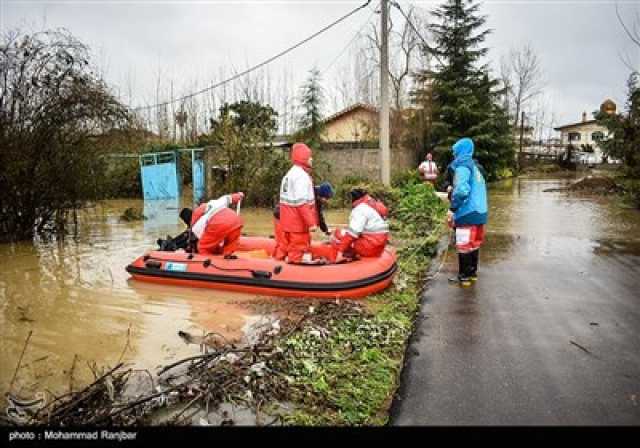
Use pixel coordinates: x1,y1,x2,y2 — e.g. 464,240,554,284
304,103,417,181
321,103,378,144
554,99,616,164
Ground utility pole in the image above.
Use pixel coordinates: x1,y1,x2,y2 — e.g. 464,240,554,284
518,111,525,170
380,0,391,186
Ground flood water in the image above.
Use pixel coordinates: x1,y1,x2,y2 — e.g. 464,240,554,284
3,177,640,402
0,199,348,399
486,176,640,263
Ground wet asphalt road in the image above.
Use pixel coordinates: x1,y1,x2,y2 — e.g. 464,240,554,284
391,178,640,425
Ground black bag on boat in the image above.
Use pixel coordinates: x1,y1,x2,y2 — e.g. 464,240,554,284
157,230,197,252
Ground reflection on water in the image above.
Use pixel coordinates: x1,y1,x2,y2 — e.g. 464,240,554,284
485,177,640,263
143,198,181,233
0,198,348,397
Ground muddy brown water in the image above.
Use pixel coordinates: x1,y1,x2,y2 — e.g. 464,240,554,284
4,177,640,403
0,199,348,399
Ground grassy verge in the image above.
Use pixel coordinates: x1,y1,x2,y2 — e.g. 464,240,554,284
275,180,447,425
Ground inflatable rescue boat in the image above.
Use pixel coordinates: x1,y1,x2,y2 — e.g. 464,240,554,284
126,236,397,299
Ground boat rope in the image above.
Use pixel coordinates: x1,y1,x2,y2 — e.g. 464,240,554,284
424,227,452,282
143,255,282,276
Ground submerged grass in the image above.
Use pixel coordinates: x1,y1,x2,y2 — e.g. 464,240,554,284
277,181,447,425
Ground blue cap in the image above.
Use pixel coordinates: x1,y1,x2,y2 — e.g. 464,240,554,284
315,181,335,199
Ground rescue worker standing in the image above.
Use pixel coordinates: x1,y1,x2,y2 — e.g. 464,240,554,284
447,138,488,286
329,189,389,263
275,143,318,263
273,181,334,260
418,153,439,185
191,192,245,258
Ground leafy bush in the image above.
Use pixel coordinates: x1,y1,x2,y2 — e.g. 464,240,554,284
393,181,447,242
332,175,400,210
391,169,422,188
101,158,141,198
0,29,129,241
494,167,515,180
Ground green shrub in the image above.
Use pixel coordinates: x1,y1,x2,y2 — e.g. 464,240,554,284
101,158,141,198
332,175,400,210
391,169,422,188
393,182,447,241
494,167,514,180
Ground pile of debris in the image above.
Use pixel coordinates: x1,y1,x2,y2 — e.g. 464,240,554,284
566,176,621,194
544,176,621,195
3,301,366,427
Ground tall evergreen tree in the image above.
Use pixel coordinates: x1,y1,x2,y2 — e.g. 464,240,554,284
296,67,325,149
596,73,640,177
410,0,514,179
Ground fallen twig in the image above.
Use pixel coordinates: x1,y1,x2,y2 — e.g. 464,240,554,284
9,330,33,392
570,340,593,355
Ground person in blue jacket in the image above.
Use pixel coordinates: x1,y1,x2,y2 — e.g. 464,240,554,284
447,137,488,286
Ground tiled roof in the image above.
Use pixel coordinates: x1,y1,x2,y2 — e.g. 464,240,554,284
554,119,599,131
322,103,378,124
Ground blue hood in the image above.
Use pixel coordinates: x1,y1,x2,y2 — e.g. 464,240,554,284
452,138,474,162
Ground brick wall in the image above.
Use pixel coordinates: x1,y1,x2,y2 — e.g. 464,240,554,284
203,144,418,198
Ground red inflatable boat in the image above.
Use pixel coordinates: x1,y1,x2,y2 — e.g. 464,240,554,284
126,236,397,299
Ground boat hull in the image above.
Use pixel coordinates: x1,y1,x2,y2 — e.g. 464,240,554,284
126,237,397,299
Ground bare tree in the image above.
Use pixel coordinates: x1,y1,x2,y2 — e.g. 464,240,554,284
501,44,545,129
364,5,425,110
616,3,640,72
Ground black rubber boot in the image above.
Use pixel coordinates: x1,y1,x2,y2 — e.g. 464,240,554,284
448,253,472,286
469,249,479,281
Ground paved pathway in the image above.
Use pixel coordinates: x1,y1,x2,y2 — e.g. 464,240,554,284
391,178,640,425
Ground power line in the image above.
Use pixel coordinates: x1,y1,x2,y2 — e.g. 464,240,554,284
321,1,379,76
390,0,444,67
131,0,372,112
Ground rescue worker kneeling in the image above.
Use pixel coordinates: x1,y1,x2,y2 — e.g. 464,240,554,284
191,192,245,257
329,189,389,263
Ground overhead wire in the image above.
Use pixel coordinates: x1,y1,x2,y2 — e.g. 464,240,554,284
390,0,444,67
131,0,372,112
321,0,379,76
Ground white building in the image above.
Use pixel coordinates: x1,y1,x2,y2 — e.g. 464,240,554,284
553,99,616,164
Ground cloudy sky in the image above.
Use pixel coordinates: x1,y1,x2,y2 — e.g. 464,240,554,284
2,0,639,130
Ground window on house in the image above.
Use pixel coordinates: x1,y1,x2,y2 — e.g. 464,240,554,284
592,131,604,142
568,132,581,142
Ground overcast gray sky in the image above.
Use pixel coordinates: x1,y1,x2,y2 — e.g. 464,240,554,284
2,0,639,129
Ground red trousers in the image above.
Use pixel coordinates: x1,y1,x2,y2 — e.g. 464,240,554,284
197,208,244,256
273,218,312,263
454,224,485,254
273,218,287,260
328,229,388,261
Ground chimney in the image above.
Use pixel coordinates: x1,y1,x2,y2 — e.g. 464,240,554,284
582,111,587,122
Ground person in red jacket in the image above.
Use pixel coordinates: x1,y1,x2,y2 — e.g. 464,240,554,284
274,143,318,263
329,189,389,262
190,192,244,257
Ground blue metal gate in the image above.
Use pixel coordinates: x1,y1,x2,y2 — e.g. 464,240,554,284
139,151,182,200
